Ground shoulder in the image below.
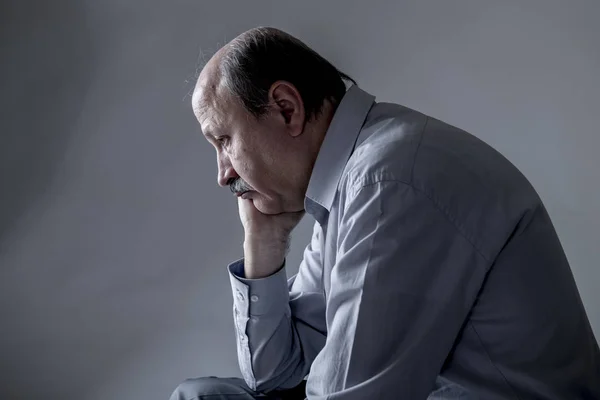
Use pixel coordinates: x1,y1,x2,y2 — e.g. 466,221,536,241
342,102,427,192
339,103,541,259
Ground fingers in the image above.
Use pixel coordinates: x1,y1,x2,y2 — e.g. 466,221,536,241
237,197,305,236
237,197,264,227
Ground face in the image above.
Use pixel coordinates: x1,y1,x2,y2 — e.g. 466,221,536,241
192,80,310,215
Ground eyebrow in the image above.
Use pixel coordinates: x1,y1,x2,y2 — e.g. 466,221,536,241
202,129,219,144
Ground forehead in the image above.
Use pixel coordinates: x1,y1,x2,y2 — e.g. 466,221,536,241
192,84,224,134
192,80,250,138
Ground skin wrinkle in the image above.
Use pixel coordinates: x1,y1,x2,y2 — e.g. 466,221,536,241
191,31,336,215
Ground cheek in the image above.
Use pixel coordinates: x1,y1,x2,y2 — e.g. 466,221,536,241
229,144,255,177
232,133,273,181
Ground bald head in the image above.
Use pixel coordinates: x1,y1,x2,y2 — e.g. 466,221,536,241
192,46,227,120
193,28,259,112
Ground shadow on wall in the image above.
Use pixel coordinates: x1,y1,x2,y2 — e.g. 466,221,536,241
0,1,95,397
0,2,96,247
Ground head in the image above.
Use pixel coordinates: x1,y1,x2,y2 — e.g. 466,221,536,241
192,27,355,214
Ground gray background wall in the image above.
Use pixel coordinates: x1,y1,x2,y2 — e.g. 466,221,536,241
1,1,598,399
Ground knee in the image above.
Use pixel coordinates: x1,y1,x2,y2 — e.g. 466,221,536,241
169,376,225,400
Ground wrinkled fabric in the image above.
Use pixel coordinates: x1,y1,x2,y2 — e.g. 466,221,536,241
227,86,600,399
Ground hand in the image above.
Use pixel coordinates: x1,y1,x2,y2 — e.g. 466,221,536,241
238,198,305,240
238,198,305,278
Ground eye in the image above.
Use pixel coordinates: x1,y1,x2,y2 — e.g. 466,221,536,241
216,136,229,146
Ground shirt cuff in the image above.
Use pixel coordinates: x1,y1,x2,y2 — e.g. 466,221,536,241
228,258,289,317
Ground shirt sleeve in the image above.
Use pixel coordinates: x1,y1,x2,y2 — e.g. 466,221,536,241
228,221,328,393
306,180,489,399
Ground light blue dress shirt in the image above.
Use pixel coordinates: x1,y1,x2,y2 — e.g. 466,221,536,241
227,85,600,399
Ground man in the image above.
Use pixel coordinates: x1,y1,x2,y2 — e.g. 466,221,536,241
170,27,600,399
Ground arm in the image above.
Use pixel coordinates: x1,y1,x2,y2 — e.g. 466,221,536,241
229,221,327,392
306,180,489,399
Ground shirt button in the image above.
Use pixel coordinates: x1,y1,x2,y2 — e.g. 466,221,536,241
250,295,259,302
250,316,258,323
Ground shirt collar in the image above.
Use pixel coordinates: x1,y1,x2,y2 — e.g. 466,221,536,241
304,85,375,225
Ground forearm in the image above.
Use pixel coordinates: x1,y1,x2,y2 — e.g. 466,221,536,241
231,208,323,392
243,234,288,279
229,260,312,392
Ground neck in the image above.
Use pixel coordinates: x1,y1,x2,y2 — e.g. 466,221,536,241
293,101,334,197
310,100,336,159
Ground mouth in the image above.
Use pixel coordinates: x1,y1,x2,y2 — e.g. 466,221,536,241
235,190,250,198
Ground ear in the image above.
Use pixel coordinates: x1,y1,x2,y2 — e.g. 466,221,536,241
268,81,305,138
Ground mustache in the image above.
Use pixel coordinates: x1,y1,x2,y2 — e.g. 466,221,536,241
229,178,253,194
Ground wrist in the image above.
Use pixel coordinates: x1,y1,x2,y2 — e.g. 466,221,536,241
243,236,287,279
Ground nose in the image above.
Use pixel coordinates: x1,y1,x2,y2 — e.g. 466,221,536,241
217,156,238,188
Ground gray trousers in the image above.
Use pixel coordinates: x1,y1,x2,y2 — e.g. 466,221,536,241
169,377,307,400
169,376,471,399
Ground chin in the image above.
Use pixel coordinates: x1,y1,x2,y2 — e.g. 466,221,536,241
255,201,306,216
251,192,304,215
252,198,284,215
